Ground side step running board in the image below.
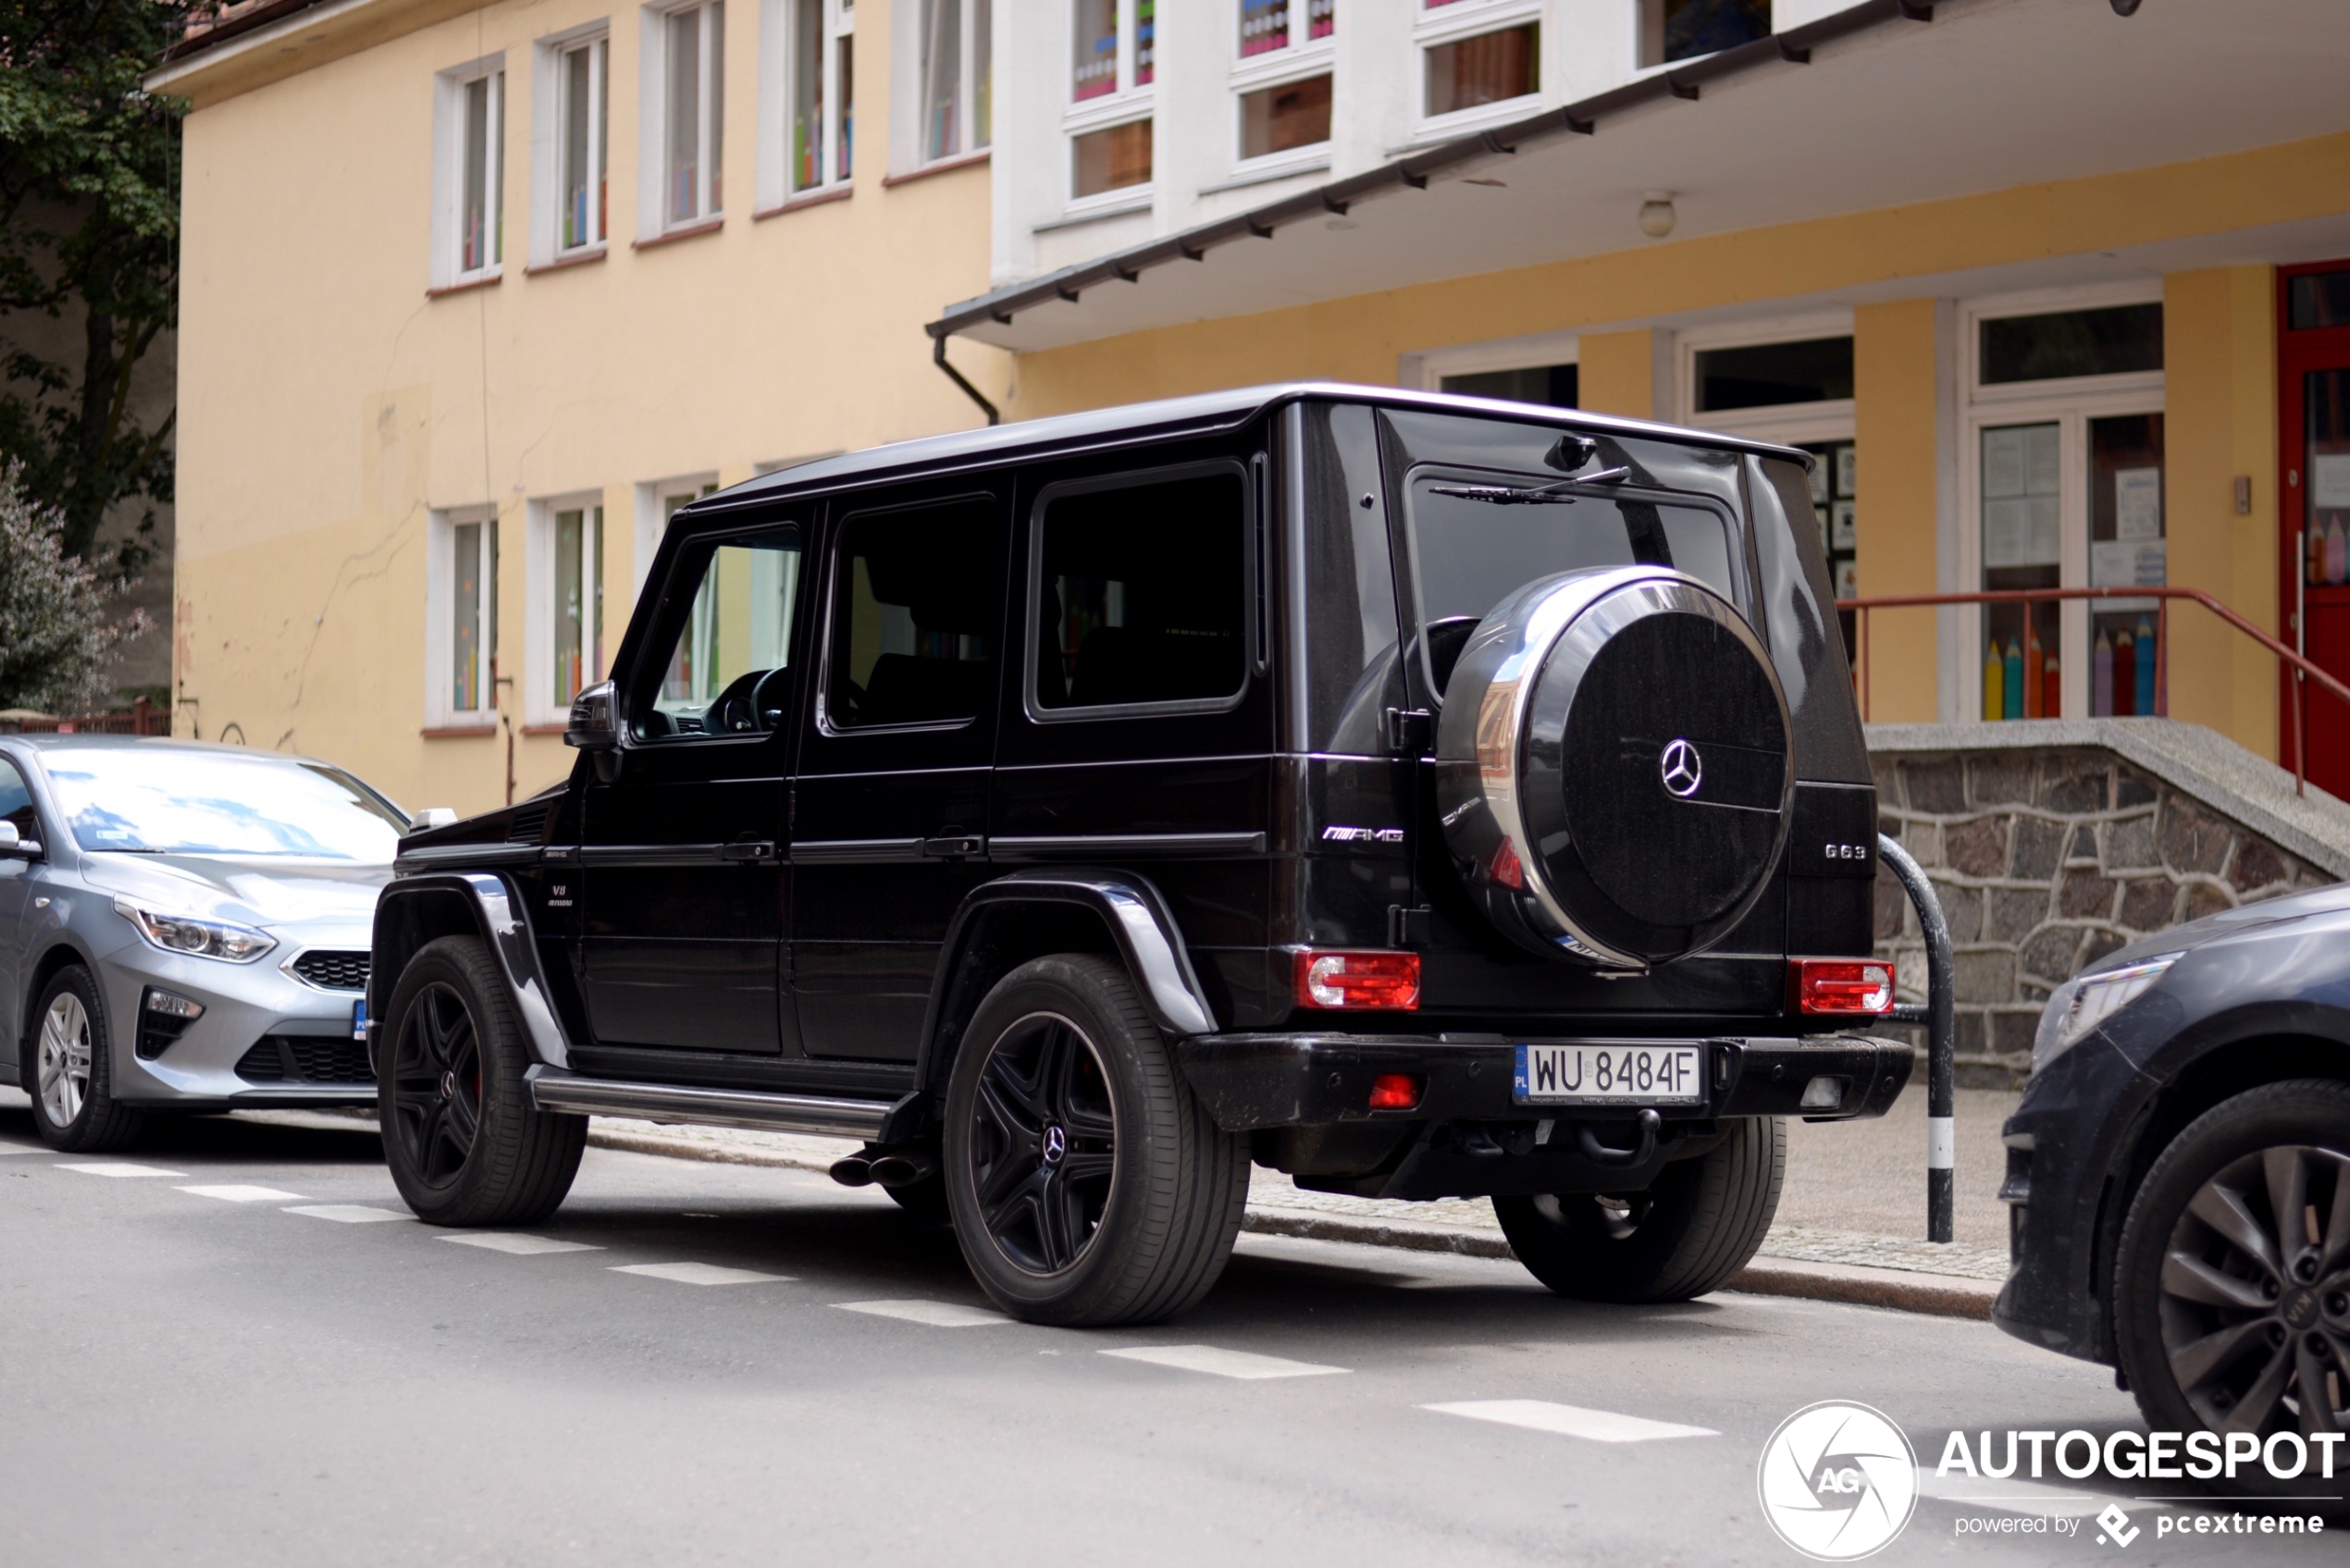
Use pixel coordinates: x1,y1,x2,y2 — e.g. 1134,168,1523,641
525,1066,892,1140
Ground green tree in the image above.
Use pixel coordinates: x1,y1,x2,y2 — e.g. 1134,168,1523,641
0,0,189,571
0,463,146,711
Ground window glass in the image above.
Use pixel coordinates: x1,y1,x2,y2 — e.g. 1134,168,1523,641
641,528,801,738
0,758,35,842
1035,472,1247,712
2088,414,2165,717
1441,364,1578,408
2287,269,2350,330
1694,337,1852,413
460,72,502,273
1978,422,2060,720
1073,119,1151,196
1240,73,1330,159
666,1,724,221
43,751,406,860
921,0,963,159
792,0,825,188
974,0,992,145
1426,24,1536,116
451,516,496,713
1641,0,1770,68
552,506,604,709
1071,0,1118,100
1303,404,1403,752
1980,303,2161,385
559,40,607,250
828,501,1003,728
1239,0,1287,56
1404,470,1733,697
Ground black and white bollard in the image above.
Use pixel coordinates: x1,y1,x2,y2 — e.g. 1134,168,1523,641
1878,833,1956,1245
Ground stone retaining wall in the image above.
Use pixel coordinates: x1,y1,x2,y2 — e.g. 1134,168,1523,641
1869,746,2332,1084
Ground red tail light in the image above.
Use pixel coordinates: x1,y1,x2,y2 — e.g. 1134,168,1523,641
1294,950,1422,1011
1367,1072,1425,1111
1790,957,1896,1016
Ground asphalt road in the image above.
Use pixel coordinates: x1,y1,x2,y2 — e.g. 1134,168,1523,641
0,1089,2334,1568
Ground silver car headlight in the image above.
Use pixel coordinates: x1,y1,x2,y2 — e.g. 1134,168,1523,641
113,897,278,964
2032,952,2181,1073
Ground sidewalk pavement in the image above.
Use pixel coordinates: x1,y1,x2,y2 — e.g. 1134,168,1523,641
585,1080,2023,1321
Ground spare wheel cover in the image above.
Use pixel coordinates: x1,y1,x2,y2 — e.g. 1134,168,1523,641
1433,566,1792,967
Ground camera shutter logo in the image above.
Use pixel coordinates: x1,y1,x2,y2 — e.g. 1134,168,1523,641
1756,1401,1918,1561
1660,738,1704,798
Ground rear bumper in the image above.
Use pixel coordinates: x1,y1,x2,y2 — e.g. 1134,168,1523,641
1174,1031,1912,1132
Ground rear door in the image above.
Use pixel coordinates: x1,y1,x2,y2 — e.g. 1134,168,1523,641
789,488,1011,1060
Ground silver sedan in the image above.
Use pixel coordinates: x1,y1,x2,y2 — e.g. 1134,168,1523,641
0,735,413,1151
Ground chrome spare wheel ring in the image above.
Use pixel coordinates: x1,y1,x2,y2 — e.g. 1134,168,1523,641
36,992,92,1128
2158,1144,2350,1435
967,1011,1118,1277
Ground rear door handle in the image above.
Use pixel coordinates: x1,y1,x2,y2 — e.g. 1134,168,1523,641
717,840,779,864
921,834,984,859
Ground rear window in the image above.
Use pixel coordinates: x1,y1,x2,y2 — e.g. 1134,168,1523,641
1403,466,1736,697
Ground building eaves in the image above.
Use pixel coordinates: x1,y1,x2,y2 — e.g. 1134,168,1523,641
926,0,1943,346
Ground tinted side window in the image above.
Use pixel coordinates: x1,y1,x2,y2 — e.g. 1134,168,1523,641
828,498,1003,729
0,757,34,840
1033,469,1247,713
632,527,802,739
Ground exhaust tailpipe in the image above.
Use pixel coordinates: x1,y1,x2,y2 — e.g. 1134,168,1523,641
868,1152,937,1189
828,1153,878,1188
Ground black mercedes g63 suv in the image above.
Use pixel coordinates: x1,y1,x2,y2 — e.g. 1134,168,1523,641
370,383,1911,1325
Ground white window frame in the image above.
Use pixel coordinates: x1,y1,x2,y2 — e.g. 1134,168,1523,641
426,506,501,730
1414,0,1542,138
634,474,722,596
1404,328,1581,396
908,0,991,171
1230,0,1336,178
640,0,726,237
1673,309,1857,446
531,25,610,265
527,494,608,727
1954,282,2166,723
431,56,506,290
1063,0,1155,215
761,0,858,206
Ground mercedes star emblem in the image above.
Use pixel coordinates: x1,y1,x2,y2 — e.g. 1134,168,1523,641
1659,738,1703,798
1041,1124,1069,1166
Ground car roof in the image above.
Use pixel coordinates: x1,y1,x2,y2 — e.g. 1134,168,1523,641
2,734,305,758
688,381,1812,524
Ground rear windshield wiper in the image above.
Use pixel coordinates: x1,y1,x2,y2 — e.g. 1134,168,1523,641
1428,468,1630,504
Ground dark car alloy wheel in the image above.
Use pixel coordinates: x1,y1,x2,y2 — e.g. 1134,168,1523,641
2158,1144,2350,1434
966,1010,1119,1276
390,982,483,1189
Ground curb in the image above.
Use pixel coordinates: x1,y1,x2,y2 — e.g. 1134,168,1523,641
586,1125,1999,1320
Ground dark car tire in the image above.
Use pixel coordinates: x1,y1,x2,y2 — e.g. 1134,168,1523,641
1493,1116,1785,1303
944,955,1247,1327
26,966,145,1154
2112,1079,2350,1492
379,935,585,1226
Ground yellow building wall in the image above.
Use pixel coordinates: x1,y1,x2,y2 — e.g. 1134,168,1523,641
1576,331,1656,421
170,0,1005,814
2162,266,2279,759
1852,301,1941,723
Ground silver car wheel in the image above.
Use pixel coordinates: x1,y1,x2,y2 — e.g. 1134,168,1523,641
37,991,92,1129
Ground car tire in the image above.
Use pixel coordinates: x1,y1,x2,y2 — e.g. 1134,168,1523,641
379,935,586,1226
26,966,144,1153
2112,1079,2350,1488
943,955,1247,1327
1493,1116,1785,1303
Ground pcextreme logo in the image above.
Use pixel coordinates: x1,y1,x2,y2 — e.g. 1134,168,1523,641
1757,1401,1921,1561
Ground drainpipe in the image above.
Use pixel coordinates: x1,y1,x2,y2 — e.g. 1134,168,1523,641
931,332,999,426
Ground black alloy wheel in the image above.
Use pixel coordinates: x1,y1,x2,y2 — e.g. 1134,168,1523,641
2151,1145,2349,1434
390,981,483,1190
967,1011,1119,1274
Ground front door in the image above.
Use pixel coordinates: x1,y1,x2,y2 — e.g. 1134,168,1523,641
790,489,1009,1061
576,525,805,1054
2281,260,2350,795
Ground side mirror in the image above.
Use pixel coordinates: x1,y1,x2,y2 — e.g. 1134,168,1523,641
564,680,620,752
0,821,38,858
409,808,459,831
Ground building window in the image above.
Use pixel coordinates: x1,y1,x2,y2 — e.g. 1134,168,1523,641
1239,73,1330,161
1072,120,1151,198
919,0,990,164
1441,363,1577,408
557,35,609,253
533,500,605,724
1979,303,2162,385
788,0,854,193
659,0,725,227
1240,0,1333,57
1693,336,1853,414
1639,0,1769,68
434,60,505,287
430,508,500,726
1071,0,1151,102
1424,19,1538,119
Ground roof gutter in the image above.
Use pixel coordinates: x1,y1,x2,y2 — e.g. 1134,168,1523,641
924,0,1942,347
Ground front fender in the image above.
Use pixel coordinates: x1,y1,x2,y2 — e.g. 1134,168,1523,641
371,871,572,1068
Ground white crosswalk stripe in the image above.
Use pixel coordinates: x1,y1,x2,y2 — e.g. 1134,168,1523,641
282,1204,412,1224
611,1262,792,1287
835,1300,1010,1327
176,1184,305,1203
1101,1345,1348,1380
56,1162,186,1179
1422,1400,1718,1443
439,1233,603,1255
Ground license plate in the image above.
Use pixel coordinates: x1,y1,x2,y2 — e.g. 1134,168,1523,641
352,998,368,1042
1513,1043,1704,1105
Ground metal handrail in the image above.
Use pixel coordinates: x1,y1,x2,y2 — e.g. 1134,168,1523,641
1877,834,1955,1245
1837,585,2350,797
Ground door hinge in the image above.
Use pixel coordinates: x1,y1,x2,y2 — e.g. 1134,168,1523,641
1383,707,1434,755
1387,904,1433,947
921,834,984,860
717,839,779,864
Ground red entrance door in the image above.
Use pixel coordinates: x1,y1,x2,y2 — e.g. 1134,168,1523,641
2280,260,2350,794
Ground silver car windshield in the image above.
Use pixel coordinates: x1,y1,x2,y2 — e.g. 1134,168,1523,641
41,749,406,860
